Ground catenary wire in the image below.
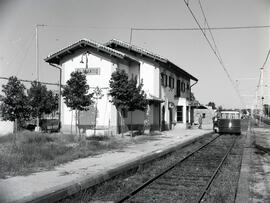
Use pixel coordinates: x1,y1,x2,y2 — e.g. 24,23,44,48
198,0,222,60
183,0,244,107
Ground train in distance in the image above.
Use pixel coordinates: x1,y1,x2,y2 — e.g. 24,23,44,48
213,110,241,135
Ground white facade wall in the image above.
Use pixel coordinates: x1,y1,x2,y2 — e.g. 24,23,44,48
60,51,140,134
159,66,190,129
140,61,156,96
116,56,191,130
61,52,116,133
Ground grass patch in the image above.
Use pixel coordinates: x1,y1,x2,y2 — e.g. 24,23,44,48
0,134,11,143
0,131,135,179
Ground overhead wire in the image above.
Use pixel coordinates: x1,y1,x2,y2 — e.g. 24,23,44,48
183,0,244,107
198,0,222,60
198,0,245,107
131,25,270,31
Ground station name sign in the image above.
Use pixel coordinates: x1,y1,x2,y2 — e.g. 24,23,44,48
76,67,100,75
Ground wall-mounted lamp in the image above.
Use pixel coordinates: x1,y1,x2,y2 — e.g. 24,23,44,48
80,51,89,68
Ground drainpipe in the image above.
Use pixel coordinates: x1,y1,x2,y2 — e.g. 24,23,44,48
189,80,198,126
49,63,62,130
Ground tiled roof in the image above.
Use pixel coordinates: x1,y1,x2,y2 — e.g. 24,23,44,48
105,39,198,81
44,38,139,64
105,39,168,63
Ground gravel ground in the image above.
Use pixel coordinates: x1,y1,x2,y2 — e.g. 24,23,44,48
128,134,236,202
202,134,245,203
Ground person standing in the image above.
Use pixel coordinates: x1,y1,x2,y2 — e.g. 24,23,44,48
198,114,202,129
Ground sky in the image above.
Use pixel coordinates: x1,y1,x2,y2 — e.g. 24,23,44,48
0,0,269,109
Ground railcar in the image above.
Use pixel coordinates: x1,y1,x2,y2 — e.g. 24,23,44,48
214,111,241,135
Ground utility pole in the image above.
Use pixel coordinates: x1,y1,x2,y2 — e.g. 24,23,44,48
260,68,264,116
35,24,46,132
36,25,39,82
129,28,133,44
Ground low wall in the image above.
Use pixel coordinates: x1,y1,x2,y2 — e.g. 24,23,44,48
0,121,13,136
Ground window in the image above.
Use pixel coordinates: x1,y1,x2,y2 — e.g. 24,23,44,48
177,106,183,122
176,80,181,97
181,82,186,92
169,76,174,89
161,73,168,87
186,82,190,91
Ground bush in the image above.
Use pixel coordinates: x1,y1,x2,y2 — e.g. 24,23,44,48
0,134,11,143
86,135,109,141
18,131,54,144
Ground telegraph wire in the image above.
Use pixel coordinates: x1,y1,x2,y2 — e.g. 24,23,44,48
41,24,129,30
38,24,270,31
131,25,270,31
129,25,270,42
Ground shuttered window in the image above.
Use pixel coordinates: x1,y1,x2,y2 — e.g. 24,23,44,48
176,80,181,97
169,76,174,89
161,73,168,87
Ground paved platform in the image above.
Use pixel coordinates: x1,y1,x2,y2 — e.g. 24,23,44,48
236,121,270,203
0,125,213,203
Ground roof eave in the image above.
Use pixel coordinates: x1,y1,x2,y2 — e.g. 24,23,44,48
106,39,198,81
44,39,140,65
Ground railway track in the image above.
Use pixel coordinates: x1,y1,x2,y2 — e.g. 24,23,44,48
116,134,238,203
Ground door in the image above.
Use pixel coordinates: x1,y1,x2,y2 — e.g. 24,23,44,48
169,108,173,130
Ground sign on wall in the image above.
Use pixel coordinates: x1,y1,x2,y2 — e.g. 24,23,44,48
76,67,100,75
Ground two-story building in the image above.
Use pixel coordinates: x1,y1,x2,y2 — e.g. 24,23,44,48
106,39,198,130
45,38,198,134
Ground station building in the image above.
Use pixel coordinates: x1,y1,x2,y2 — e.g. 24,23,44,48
45,38,198,134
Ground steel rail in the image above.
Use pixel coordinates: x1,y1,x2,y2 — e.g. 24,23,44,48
115,134,221,203
196,136,238,202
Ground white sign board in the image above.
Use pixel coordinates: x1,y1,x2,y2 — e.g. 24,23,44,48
76,67,100,75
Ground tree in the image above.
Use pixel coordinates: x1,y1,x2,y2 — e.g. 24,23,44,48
1,76,30,134
263,104,270,117
93,87,104,136
109,69,130,136
217,105,223,111
126,78,148,136
109,69,148,136
207,101,216,110
62,71,93,136
44,91,59,117
28,81,58,131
